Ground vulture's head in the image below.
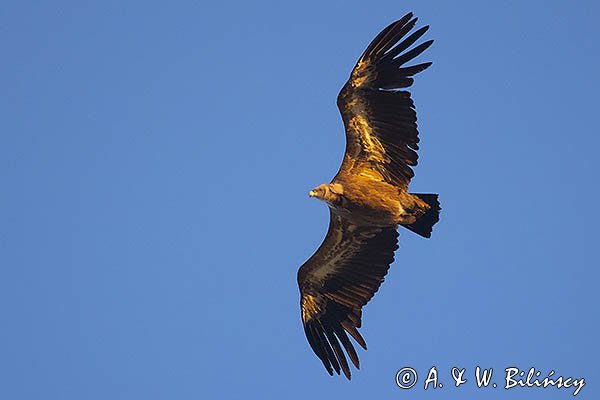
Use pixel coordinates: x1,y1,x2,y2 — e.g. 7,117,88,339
309,183,343,203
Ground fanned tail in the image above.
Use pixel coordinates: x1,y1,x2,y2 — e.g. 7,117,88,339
401,194,440,238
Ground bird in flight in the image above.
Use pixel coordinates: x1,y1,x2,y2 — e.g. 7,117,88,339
297,12,440,379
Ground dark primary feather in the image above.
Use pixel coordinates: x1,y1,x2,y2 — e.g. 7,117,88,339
334,12,433,189
298,212,399,379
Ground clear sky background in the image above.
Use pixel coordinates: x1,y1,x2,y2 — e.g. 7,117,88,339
1,1,599,399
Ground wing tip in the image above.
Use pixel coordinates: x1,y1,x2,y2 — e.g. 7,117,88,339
350,12,433,92
303,304,371,379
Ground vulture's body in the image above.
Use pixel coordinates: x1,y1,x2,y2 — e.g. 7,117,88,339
297,12,440,379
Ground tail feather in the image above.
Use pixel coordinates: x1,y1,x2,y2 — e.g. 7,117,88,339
401,194,440,238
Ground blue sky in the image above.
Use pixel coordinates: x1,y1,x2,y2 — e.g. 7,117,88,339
1,1,599,399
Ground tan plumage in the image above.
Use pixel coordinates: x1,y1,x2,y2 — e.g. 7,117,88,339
297,12,441,379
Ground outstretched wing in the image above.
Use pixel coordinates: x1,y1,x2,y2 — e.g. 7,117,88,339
297,211,399,379
335,12,433,190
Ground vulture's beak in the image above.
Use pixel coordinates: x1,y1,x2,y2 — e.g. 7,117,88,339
309,190,316,197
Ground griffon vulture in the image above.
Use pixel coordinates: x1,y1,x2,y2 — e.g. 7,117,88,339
297,12,441,379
